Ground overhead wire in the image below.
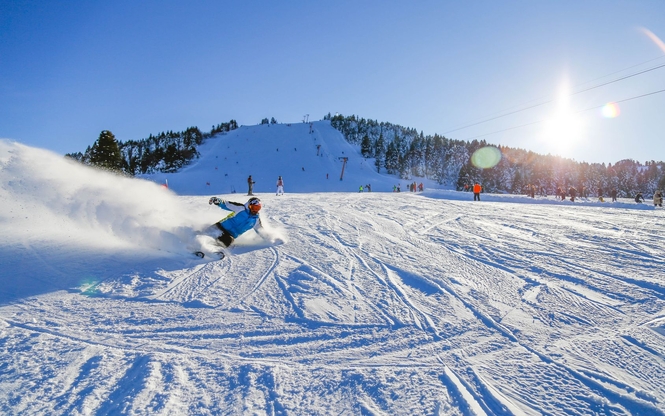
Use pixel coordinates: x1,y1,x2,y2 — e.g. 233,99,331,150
443,56,665,135
460,88,665,141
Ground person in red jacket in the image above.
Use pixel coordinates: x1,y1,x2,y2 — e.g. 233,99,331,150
473,182,482,201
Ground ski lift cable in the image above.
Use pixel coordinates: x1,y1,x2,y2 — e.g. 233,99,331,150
460,88,665,141
443,58,665,135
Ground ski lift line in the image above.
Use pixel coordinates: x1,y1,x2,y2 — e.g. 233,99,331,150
460,88,665,141
443,57,665,133
581,88,665,111
573,63,665,95
482,54,665,118
572,54,665,89
443,61,665,135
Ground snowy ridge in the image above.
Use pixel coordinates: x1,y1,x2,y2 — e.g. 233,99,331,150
1,132,665,415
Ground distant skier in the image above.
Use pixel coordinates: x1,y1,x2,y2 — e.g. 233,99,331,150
473,182,482,201
276,176,284,196
569,187,577,202
653,190,663,207
207,196,264,248
635,192,644,203
247,175,255,195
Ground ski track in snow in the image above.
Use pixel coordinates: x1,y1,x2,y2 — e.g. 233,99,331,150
5,193,664,415
2,134,665,414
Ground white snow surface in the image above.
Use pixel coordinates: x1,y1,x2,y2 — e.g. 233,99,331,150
1,121,664,415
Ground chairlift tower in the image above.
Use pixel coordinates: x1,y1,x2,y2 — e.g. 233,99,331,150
339,157,348,181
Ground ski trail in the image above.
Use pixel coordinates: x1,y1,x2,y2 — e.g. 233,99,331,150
233,246,280,307
150,263,214,302
437,362,488,416
378,261,442,339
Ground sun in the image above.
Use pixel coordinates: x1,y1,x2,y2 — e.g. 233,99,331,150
539,89,585,155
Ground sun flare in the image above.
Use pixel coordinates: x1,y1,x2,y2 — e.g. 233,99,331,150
540,86,585,154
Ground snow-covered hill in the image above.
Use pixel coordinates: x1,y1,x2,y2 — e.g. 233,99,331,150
144,121,417,194
1,130,664,415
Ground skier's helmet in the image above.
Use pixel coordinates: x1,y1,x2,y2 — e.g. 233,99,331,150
247,197,261,214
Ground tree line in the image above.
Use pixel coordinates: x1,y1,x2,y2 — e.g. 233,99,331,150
65,120,238,175
66,113,665,199
325,113,665,198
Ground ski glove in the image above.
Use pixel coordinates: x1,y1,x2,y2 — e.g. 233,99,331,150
209,197,222,205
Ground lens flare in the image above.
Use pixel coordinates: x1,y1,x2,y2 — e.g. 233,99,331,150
640,27,665,54
602,102,620,118
471,146,502,169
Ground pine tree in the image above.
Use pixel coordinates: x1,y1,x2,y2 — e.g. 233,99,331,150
373,134,386,173
89,130,123,172
360,135,372,158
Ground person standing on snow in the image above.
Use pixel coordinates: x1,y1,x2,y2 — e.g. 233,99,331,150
247,175,255,195
276,176,284,196
473,182,482,201
207,196,264,247
569,187,577,202
653,190,663,207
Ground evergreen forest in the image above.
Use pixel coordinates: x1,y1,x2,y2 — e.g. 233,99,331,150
326,113,665,198
67,114,665,198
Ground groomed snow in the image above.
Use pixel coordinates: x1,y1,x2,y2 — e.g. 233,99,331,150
1,122,664,415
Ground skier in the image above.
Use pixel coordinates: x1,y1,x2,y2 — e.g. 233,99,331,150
473,182,482,201
654,190,663,207
206,196,264,248
276,176,284,196
247,175,255,195
635,192,644,203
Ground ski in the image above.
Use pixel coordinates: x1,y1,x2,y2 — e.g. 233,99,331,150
193,250,226,260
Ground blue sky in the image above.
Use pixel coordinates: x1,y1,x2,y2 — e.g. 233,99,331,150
1,0,664,164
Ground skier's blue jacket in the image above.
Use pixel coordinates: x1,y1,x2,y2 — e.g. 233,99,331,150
216,200,262,238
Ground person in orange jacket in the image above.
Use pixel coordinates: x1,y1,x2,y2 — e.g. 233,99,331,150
473,182,482,201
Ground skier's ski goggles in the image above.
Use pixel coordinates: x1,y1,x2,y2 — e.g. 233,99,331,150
248,200,261,213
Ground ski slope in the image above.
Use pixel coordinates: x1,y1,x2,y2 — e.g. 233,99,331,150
1,127,664,415
146,121,408,194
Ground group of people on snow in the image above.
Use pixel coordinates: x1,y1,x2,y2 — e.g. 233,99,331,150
634,191,663,206
547,185,663,206
392,182,424,193
247,174,286,196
